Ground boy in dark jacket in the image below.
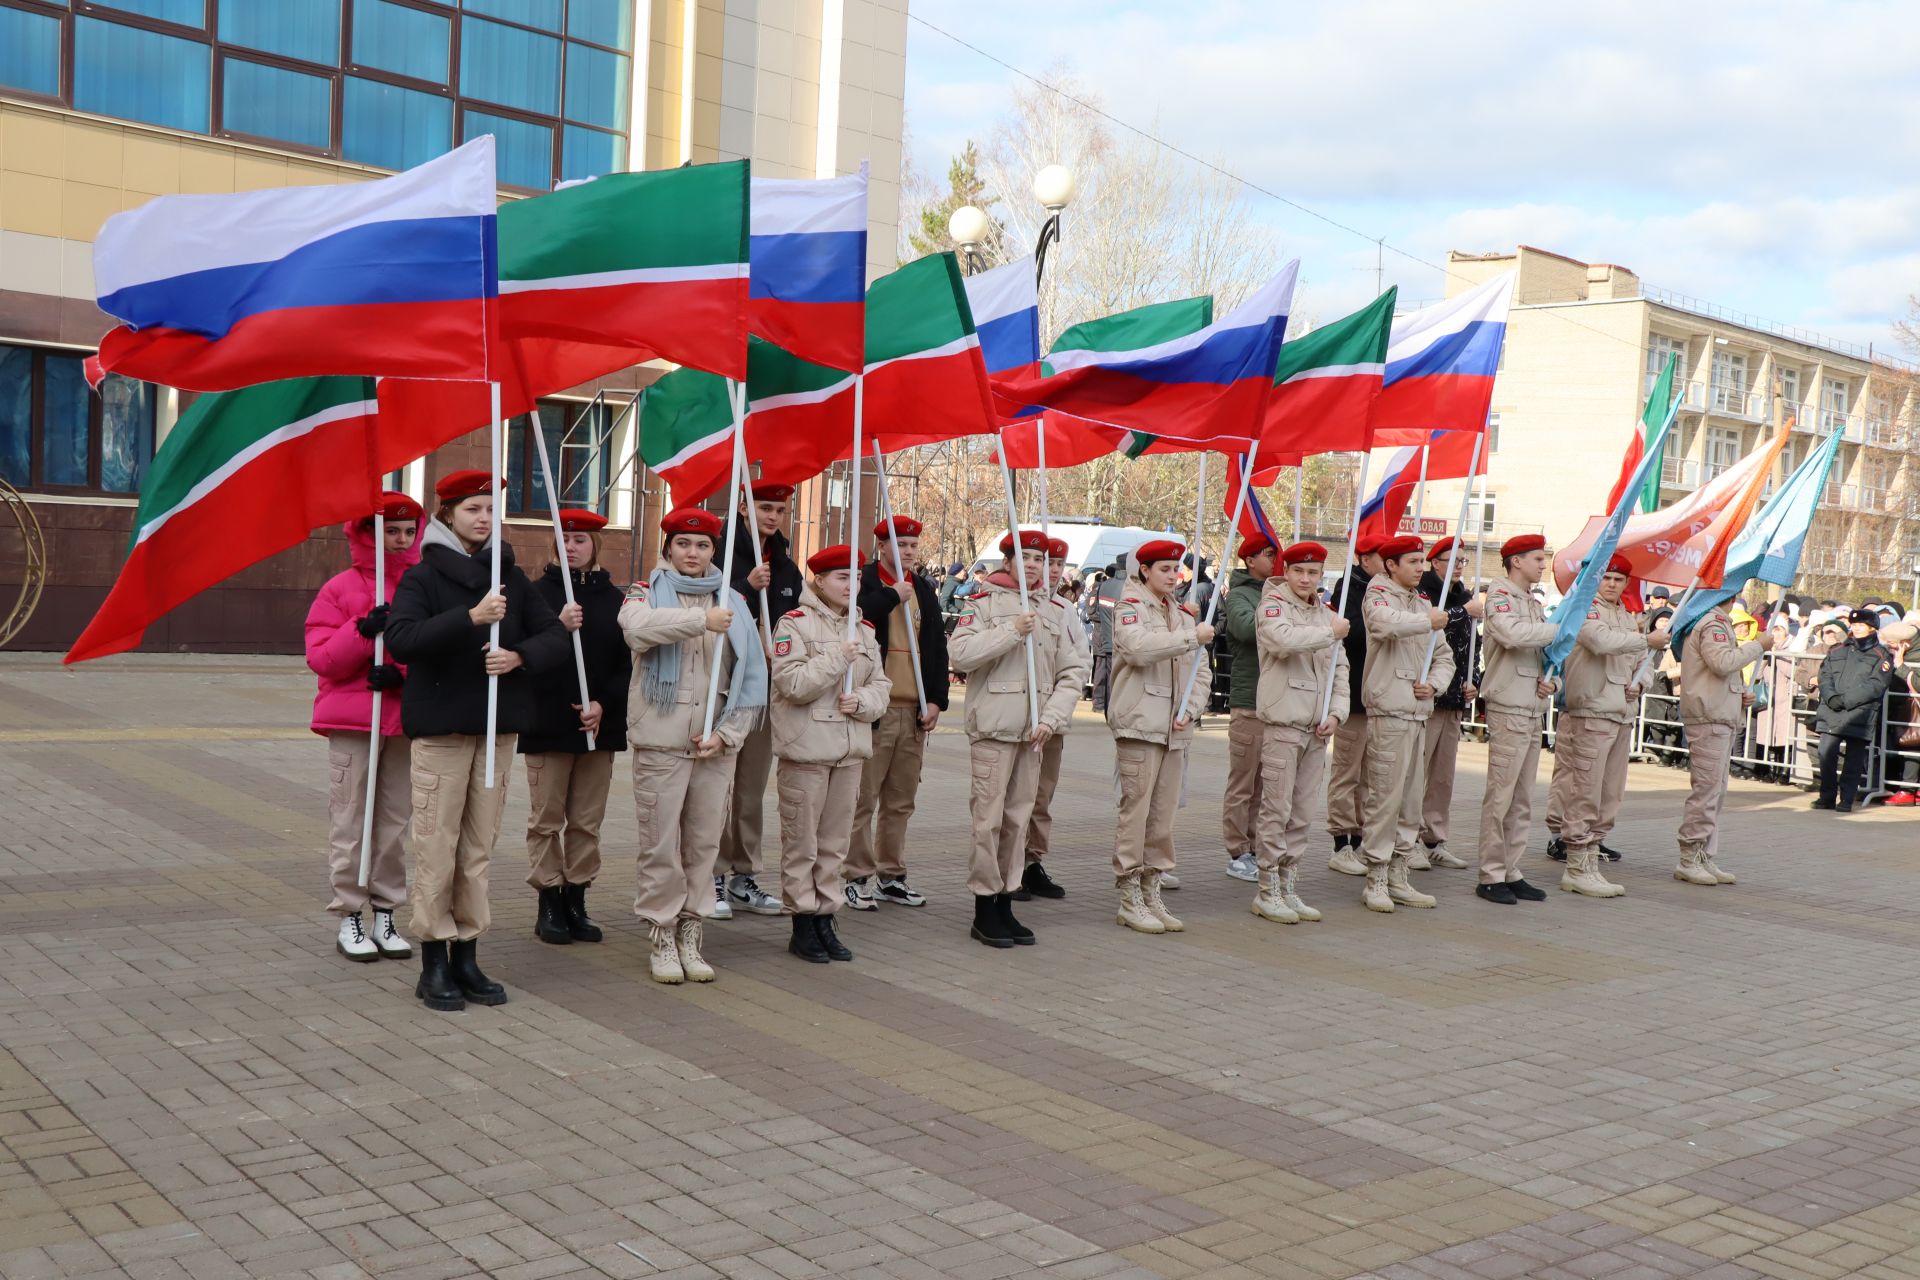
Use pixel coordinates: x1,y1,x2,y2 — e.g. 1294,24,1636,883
1813,608,1896,811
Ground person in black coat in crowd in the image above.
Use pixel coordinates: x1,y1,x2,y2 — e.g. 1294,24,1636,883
714,482,804,918
1812,607,1897,812
519,509,631,947
385,469,569,1013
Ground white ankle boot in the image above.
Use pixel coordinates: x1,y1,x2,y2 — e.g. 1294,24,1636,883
1115,874,1165,934
648,924,685,983
336,913,378,962
1673,845,1718,886
676,919,715,982
1281,865,1321,921
1250,869,1299,923
1362,862,1394,913
370,909,412,957
1142,870,1184,931
1560,848,1624,898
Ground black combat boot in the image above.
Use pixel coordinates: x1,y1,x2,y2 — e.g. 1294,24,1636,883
1020,860,1066,900
449,939,508,1005
788,914,829,963
534,886,574,944
971,895,1013,948
1546,836,1567,862
561,882,603,942
996,894,1035,945
414,941,465,1012
814,913,852,961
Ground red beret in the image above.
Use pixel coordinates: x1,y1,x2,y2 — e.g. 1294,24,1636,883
434,468,494,503
1281,541,1327,566
873,515,921,539
1604,553,1633,576
559,509,607,533
376,491,422,522
1379,535,1424,561
1428,536,1457,561
750,482,794,502
1501,533,1547,558
1133,538,1186,566
1238,535,1278,560
1047,537,1070,559
999,529,1051,554
807,544,864,574
1354,533,1385,557
662,507,723,540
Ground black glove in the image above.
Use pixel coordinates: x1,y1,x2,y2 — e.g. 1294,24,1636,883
356,604,391,638
367,663,405,692
1825,693,1844,711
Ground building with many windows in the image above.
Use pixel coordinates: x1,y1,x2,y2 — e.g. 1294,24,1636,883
0,0,907,651
1420,245,1919,602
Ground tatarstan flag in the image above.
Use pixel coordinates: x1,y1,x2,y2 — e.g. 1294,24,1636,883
67,377,381,662
1605,351,1677,516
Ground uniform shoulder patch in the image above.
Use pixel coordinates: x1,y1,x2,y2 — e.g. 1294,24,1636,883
1587,609,1600,620
783,609,806,619
1118,605,1140,626
1263,606,1281,618
859,618,876,630
1495,603,1512,613
773,635,793,656
624,583,648,601
1122,597,1139,605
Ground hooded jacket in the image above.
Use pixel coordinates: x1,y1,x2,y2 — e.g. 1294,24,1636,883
727,519,803,622
518,562,632,754
305,518,420,737
1333,565,1372,702
1222,567,1267,711
384,520,570,738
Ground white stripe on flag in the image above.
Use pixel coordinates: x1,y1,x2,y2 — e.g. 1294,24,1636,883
750,377,857,414
749,162,869,236
1385,272,1514,364
650,424,736,474
1279,361,1385,386
1046,260,1298,372
864,332,979,375
963,257,1038,326
500,262,750,293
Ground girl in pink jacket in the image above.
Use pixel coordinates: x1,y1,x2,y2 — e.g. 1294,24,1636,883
305,492,422,963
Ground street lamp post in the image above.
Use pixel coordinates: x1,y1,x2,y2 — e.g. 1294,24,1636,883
947,205,990,276
1030,163,1075,289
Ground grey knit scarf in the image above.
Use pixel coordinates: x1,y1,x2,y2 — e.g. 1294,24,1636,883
640,566,768,730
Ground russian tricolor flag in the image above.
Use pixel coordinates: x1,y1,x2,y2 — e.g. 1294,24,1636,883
1354,427,1489,542
93,137,498,393
990,261,1298,447
1370,272,1514,447
962,256,1040,378
749,164,868,373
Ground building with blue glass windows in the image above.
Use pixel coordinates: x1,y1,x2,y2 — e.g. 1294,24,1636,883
0,0,906,651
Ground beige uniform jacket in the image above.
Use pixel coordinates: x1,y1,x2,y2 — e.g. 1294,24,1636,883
1479,579,1559,714
1361,577,1453,721
1680,606,1765,727
1561,597,1649,723
947,576,1085,741
1108,583,1209,747
769,587,890,765
616,581,750,755
1254,579,1350,729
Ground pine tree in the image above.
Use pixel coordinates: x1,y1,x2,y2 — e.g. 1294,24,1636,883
905,142,1006,264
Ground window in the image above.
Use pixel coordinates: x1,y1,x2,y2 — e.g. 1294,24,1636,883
561,124,621,183
219,0,340,64
1710,349,1747,412
1466,492,1497,535
352,0,450,83
461,16,561,115
342,76,452,170
465,0,563,29
0,343,156,495
1823,377,1849,430
1706,426,1741,478
1647,333,1685,388
94,0,208,26
1777,365,1800,410
222,58,333,149
567,0,632,49
564,41,628,130
74,17,212,134
504,400,587,515
464,108,552,190
1485,412,1501,454
0,6,61,98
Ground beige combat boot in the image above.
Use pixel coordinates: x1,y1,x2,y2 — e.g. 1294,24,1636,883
1673,844,1719,886
1362,862,1395,913
1387,854,1437,908
1250,869,1299,923
1702,853,1737,885
648,923,685,983
676,918,715,982
1426,843,1471,869
1560,847,1625,898
1115,873,1166,934
1142,870,1185,932
1281,865,1322,921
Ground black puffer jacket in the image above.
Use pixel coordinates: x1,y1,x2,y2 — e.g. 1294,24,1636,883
1420,572,1480,710
856,561,951,711
385,523,569,738
1332,566,1372,698
518,563,632,754
1816,638,1895,740
728,520,803,622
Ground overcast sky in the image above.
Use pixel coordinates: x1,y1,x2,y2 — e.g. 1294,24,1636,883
904,0,1920,353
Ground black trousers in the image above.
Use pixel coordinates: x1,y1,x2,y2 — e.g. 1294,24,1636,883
1816,732,1871,806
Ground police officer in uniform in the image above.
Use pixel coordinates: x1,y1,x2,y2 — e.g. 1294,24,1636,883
1675,602,1772,885
1357,536,1452,913
1248,541,1349,924
1328,533,1385,874
1018,536,1084,901
1474,534,1560,905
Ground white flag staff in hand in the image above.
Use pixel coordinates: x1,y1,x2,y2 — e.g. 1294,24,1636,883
308,490,421,963
383,467,571,1015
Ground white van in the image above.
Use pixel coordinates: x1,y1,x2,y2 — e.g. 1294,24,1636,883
969,518,1168,578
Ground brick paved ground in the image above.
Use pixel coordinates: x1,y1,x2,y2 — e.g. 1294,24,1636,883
2,653,1919,1280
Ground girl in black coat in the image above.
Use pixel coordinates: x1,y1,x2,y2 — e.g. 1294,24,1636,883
518,510,631,946
385,469,568,1013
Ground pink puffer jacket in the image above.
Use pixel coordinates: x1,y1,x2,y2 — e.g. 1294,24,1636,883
305,519,420,736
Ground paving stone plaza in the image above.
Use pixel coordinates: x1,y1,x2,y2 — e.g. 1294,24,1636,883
2,654,1918,1280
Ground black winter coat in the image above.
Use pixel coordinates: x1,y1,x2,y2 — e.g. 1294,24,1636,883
1420,572,1480,710
1332,567,1372,697
856,562,951,711
385,531,570,738
727,520,803,621
518,564,632,754
1816,639,1895,740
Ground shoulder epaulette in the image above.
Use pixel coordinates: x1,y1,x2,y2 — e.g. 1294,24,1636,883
859,618,876,630
1180,603,1197,617
783,609,806,619
1123,597,1139,604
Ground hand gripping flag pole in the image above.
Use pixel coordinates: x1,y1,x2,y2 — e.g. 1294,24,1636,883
995,431,1042,735
704,382,750,741
1422,432,1483,681
733,424,775,655
358,512,385,887
871,440,928,719
1320,451,1375,723
529,419,598,752
1177,451,1254,716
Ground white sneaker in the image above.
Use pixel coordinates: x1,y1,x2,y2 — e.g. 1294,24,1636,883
728,874,782,915
1426,843,1471,869
336,913,378,962
1159,871,1181,890
370,909,411,958
1225,852,1259,882
711,875,734,921
844,878,878,911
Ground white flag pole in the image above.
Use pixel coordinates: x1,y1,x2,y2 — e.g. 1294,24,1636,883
485,381,502,788
705,382,749,741
1036,421,1052,582
1177,452,1253,714
1423,432,1483,679
1319,451,1374,722
871,441,928,718
843,373,864,693
731,426,775,654
529,417,597,751
1190,452,1209,567
1292,465,1304,540
1410,439,1431,530
995,432,1042,733
357,512,385,888
1465,463,1490,683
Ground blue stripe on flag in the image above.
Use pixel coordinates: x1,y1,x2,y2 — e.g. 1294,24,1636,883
976,308,1040,375
748,229,868,304
1081,321,1281,388
1384,319,1504,383
97,215,497,339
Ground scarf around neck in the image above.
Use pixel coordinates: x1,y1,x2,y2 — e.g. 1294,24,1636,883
641,565,768,730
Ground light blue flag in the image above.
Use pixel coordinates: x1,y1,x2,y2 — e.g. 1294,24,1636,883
1543,392,1684,675
1671,425,1845,658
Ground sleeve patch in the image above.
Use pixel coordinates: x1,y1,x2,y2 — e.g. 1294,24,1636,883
1118,609,1140,626
1263,606,1281,618
1587,609,1600,620
773,635,793,656
1495,603,1512,613
956,613,975,626
624,583,647,601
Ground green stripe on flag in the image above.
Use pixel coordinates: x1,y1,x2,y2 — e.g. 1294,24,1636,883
638,366,732,470
1273,288,1393,384
1639,353,1678,513
1049,296,1215,459
500,161,749,283
866,253,976,366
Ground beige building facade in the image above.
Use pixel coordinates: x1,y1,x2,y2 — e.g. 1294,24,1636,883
1423,246,1920,602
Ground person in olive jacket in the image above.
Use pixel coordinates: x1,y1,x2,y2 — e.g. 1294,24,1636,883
1812,607,1896,811
520,509,630,948
385,469,569,1013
